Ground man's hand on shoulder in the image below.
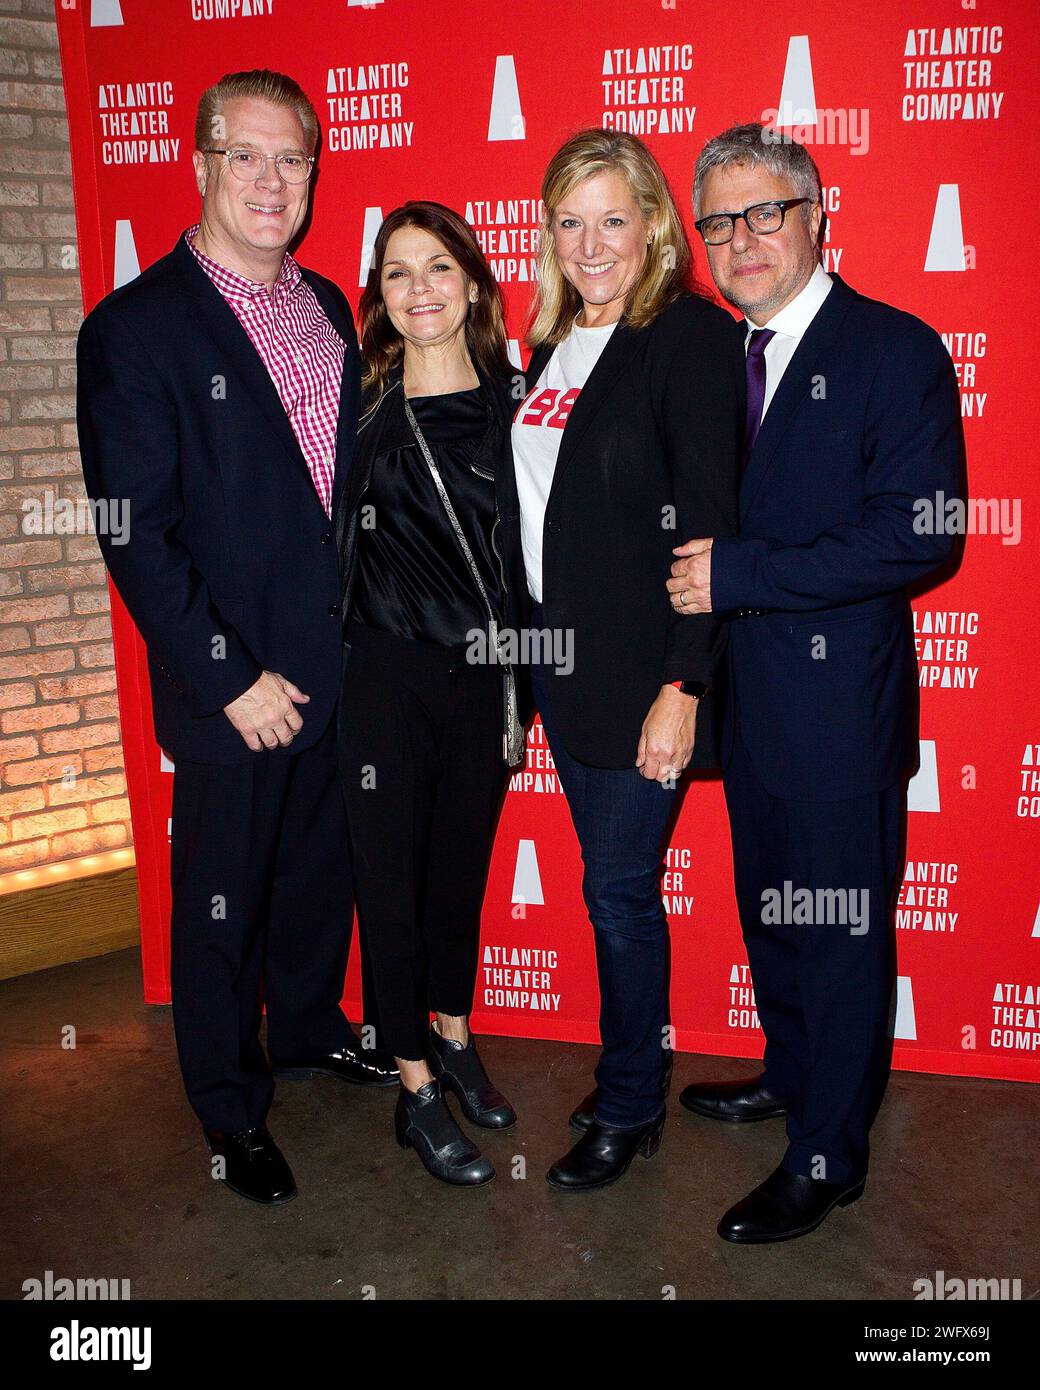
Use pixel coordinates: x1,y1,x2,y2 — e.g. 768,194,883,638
224,671,309,751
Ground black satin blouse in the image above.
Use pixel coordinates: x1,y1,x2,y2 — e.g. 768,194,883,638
351,384,505,646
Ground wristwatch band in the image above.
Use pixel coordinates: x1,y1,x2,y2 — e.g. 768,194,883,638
671,679,711,699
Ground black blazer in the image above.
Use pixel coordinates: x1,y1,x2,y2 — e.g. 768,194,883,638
335,357,534,725
710,273,965,799
76,234,361,764
502,290,745,769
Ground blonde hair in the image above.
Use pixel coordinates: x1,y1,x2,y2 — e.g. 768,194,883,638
525,128,698,348
195,69,319,157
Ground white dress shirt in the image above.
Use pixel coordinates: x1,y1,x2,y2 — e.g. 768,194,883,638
748,261,833,418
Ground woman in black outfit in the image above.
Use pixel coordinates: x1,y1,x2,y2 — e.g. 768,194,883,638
335,201,531,1187
501,129,745,1191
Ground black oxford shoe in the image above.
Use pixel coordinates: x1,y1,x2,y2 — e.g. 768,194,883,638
395,1080,495,1187
546,1110,665,1193
570,1052,674,1133
204,1125,297,1205
679,1073,787,1122
427,1026,516,1129
718,1164,865,1243
270,1039,400,1088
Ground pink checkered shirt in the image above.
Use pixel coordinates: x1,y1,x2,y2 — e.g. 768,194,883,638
184,224,344,516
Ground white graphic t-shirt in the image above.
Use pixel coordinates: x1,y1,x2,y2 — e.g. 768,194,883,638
511,314,619,602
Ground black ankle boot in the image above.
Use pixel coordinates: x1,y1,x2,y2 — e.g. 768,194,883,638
547,1108,666,1192
394,1080,494,1187
569,1050,674,1133
427,1026,517,1130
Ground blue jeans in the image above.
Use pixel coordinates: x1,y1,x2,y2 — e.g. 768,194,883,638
530,603,675,1128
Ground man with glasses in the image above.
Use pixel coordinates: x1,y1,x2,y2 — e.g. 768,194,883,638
667,123,964,1242
77,70,396,1207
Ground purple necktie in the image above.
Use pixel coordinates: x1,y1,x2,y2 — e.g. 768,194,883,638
744,327,775,468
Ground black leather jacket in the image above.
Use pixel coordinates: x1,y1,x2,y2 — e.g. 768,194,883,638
334,357,533,727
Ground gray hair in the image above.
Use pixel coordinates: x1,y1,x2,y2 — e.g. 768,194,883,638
692,121,822,219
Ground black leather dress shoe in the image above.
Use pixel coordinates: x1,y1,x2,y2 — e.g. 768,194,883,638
427,1026,516,1129
546,1110,666,1192
204,1125,297,1205
679,1073,787,1122
395,1080,495,1187
569,1052,673,1133
270,1040,399,1088
718,1164,865,1243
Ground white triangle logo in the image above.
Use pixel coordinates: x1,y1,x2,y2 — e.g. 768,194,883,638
511,838,544,907
776,36,817,127
358,206,383,288
488,55,525,142
1032,903,1040,939
507,338,523,372
907,739,940,813
924,184,966,272
91,0,124,26
113,219,140,289
890,975,917,1040
159,750,175,773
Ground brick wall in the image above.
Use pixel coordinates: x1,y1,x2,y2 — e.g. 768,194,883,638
0,0,131,873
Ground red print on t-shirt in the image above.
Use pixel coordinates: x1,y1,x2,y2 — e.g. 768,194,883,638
514,385,580,429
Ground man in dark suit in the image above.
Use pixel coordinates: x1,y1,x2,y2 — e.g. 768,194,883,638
77,70,396,1206
667,123,964,1242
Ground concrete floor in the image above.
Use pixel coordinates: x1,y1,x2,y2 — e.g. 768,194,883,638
2,948,1037,1302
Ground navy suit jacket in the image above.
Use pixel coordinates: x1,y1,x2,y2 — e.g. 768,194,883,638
76,234,361,764
710,273,965,801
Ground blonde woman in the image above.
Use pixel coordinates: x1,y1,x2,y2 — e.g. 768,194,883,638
502,129,745,1191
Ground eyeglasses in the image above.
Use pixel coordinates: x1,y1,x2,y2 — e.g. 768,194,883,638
694,198,811,246
202,148,315,184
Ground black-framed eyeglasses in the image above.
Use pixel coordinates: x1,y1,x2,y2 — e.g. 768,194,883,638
694,198,811,246
202,148,315,184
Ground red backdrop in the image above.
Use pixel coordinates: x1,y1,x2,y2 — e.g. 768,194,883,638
56,0,1039,1082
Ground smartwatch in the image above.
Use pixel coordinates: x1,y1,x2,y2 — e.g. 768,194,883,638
670,679,711,699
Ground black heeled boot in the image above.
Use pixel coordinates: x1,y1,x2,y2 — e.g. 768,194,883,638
394,1080,495,1187
546,1108,666,1192
427,1025,517,1130
569,1048,674,1133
